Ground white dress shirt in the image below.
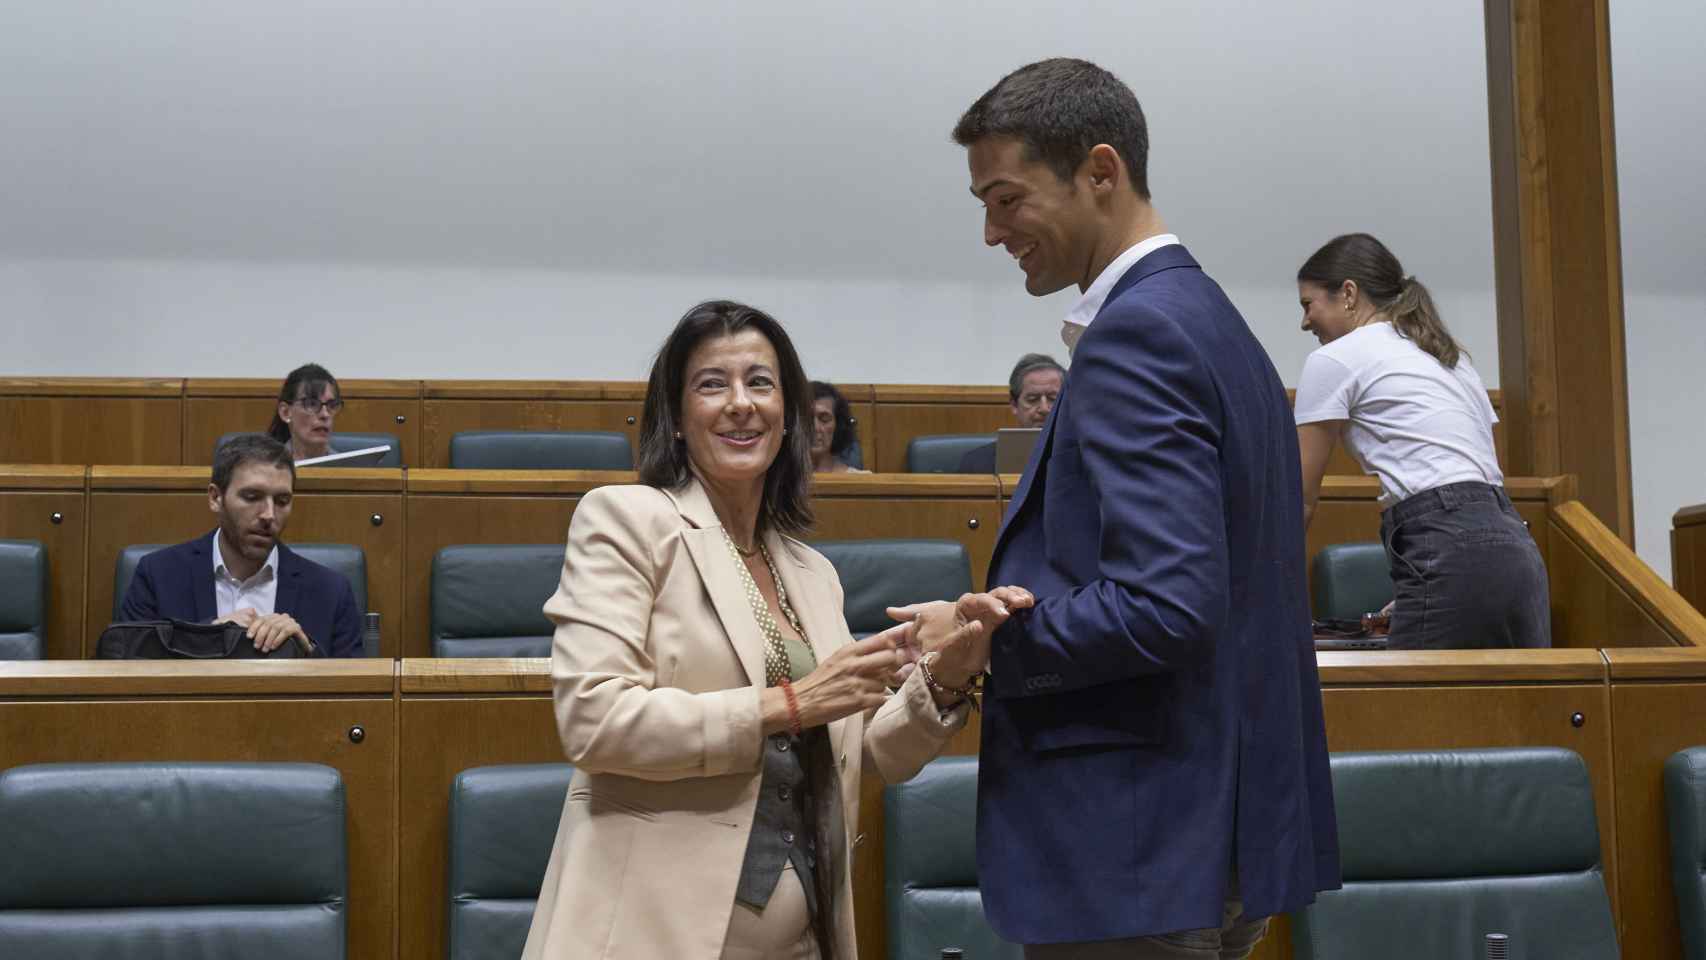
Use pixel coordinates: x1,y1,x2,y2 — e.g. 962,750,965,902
211,529,279,618
1063,232,1181,332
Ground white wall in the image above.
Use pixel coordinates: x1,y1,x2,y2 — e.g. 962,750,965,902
1610,2,1706,580
0,0,1497,387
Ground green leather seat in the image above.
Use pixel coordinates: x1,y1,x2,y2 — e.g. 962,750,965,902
215,431,403,467
905,434,997,474
0,762,347,958
0,539,46,660
1309,542,1394,620
811,539,972,639
1292,747,1618,959
430,545,562,657
114,542,369,624
448,764,574,960
884,756,1022,960
1665,747,1706,959
449,430,634,471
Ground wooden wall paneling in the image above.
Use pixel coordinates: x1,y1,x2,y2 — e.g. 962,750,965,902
869,386,1011,474
1602,649,1706,959
182,379,423,466
808,475,1003,589
1486,0,1633,542
419,381,634,469
1548,501,1706,649
398,661,558,960
0,467,88,659
0,663,398,960
403,471,606,658
1673,504,1706,615
0,378,184,465
85,467,406,658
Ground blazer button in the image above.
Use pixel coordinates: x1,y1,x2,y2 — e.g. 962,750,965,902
773,735,791,752
778,786,791,802
781,829,795,845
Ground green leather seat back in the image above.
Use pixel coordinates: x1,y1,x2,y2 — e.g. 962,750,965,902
1309,542,1394,620
905,434,996,474
1292,747,1618,959
113,543,368,624
215,431,403,467
430,545,562,658
448,431,634,471
0,539,46,660
0,762,347,959
811,539,972,639
1665,747,1706,960
448,764,574,960
884,756,1022,960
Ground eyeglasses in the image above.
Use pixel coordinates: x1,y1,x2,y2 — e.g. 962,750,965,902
293,397,345,415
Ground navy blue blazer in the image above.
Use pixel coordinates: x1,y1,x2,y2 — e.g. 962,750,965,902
979,245,1340,943
118,533,363,658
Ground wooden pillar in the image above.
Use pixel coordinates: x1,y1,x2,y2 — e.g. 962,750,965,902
1484,0,1633,542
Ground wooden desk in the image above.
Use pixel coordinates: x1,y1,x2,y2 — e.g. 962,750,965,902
0,660,399,960
181,378,423,466
83,467,407,657
1674,503,1706,615
1603,648,1706,959
0,466,87,659
868,385,1010,474
0,378,183,465
1550,500,1706,648
419,380,637,469
396,659,559,960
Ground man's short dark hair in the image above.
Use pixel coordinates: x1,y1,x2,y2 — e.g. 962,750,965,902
952,57,1151,199
212,434,296,492
1008,353,1066,403
636,300,815,537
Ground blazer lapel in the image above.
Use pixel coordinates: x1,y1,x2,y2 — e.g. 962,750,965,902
768,533,856,766
273,544,302,619
191,533,218,623
987,402,1060,587
668,482,768,690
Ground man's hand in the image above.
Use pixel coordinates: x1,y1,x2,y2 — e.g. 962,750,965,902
247,612,310,654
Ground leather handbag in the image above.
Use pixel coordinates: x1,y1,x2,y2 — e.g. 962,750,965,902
96,619,311,659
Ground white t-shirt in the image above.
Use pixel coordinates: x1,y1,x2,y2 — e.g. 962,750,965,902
1293,322,1502,506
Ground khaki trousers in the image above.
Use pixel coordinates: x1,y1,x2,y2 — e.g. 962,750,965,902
722,861,820,960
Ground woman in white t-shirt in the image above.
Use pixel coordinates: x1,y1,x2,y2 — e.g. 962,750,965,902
1292,233,1549,649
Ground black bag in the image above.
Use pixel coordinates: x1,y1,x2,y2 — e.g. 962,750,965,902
96,619,311,659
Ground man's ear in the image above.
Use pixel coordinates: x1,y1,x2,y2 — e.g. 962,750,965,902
208,483,222,516
1083,144,1124,193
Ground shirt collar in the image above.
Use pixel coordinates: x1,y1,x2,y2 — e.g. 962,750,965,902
1063,233,1181,329
211,528,278,584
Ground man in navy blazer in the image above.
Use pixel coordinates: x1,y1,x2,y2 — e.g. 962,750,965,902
119,434,362,658
914,59,1340,957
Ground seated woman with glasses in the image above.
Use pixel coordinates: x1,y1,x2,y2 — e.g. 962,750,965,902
266,363,345,461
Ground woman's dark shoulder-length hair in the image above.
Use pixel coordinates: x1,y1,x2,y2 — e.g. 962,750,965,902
266,363,340,443
810,380,857,458
637,300,814,536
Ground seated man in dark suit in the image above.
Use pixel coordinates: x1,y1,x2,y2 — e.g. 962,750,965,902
958,352,1066,472
119,434,362,657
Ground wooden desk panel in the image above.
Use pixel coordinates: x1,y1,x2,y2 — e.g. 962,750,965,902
1605,657,1706,960
397,678,561,960
1550,501,1706,649
0,396,182,465
0,663,398,960
420,399,641,468
85,470,406,658
869,402,1012,474
182,380,423,466
0,467,87,660
1674,504,1706,615
810,476,1002,590
402,493,581,658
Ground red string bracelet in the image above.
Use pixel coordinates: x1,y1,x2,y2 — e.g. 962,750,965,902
780,679,803,737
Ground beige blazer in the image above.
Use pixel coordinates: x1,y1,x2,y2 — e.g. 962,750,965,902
520,479,967,959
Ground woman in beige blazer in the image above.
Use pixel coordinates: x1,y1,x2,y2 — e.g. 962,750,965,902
521,301,1028,960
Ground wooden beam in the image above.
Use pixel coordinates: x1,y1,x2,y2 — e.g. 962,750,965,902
1485,0,1634,542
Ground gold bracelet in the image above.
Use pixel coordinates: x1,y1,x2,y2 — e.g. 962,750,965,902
918,652,981,712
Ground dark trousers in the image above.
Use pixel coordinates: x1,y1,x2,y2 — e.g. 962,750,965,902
1379,481,1551,650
